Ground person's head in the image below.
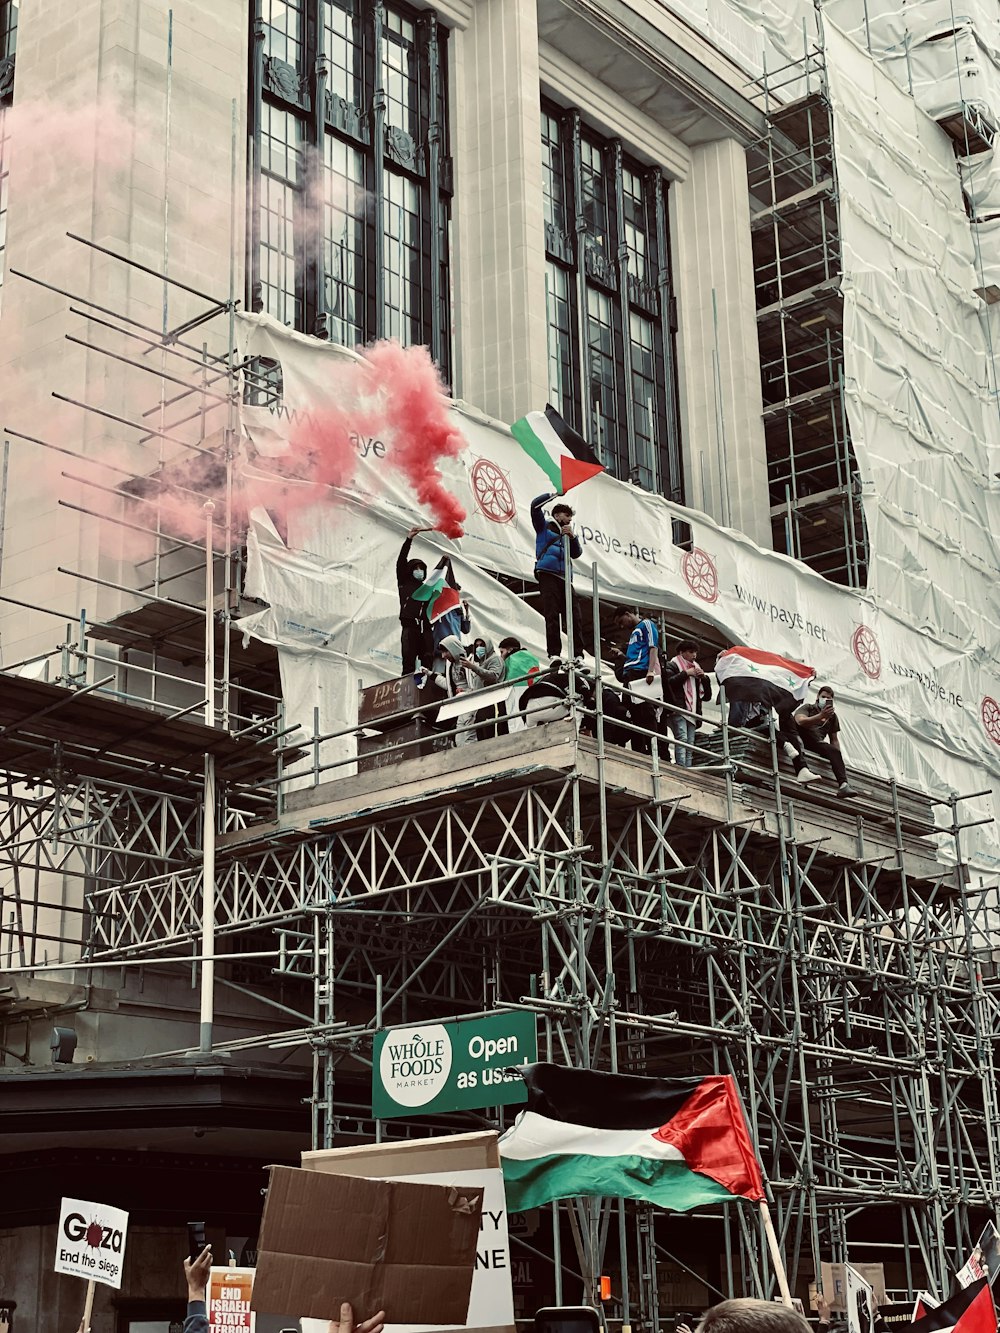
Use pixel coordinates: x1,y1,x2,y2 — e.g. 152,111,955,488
614,606,639,632
498,637,521,659
696,1299,811,1333
817,685,835,705
552,503,574,526
473,636,489,661
409,560,427,584
438,634,464,662
676,640,698,663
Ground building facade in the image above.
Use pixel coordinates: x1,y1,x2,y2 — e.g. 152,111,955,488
2,3,1000,1333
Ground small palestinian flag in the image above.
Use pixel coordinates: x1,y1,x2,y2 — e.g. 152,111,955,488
499,1063,765,1213
914,1295,940,1322
511,406,605,494
410,568,461,624
911,1279,996,1333
715,647,815,702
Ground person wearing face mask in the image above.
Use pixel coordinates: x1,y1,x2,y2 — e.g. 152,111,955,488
396,525,436,678
461,636,504,740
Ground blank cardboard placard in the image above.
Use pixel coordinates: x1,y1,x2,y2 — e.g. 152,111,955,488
251,1166,483,1325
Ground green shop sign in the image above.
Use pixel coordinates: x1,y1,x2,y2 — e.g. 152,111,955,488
372,1011,538,1119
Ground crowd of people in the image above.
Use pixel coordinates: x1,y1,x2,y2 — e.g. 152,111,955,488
176,1244,832,1333
394,500,855,793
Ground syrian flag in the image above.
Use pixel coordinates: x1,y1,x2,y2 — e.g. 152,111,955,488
511,406,605,494
498,1063,765,1213
715,647,815,702
410,568,461,624
910,1279,996,1333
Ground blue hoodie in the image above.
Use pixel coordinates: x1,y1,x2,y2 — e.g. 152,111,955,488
531,494,583,576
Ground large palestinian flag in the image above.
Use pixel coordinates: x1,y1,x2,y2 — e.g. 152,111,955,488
511,406,605,494
910,1279,995,1333
715,647,815,702
499,1063,765,1213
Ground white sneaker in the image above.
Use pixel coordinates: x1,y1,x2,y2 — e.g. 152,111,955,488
782,741,800,760
549,657,565,671
795,767,820,784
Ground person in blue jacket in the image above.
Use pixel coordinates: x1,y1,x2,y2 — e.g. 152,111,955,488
530,493,584,663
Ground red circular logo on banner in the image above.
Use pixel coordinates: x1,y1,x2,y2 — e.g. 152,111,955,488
681,547,719,603
982,696,1000,747
852,625,882,680
471,458,516,524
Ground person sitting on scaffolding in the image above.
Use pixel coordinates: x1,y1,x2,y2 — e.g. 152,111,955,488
714,646,820,785
795,685,857,797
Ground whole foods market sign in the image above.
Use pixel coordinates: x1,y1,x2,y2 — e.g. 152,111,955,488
373,1012,537,1118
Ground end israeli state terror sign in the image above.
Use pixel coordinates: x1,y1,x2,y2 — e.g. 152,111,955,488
55,1197,129,1289
373,1012,537,1119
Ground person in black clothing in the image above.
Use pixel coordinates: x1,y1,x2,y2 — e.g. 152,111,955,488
530,493,584,663
397,525,435,676
795,685,857,797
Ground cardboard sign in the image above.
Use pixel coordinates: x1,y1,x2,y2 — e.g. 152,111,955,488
209,1267,255,1330
814,1263,886,1313
251,1166,483,1325
302,1131,515,1333
54,1197,129,1290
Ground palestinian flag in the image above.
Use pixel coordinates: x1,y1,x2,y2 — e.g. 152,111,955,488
410,568,461,624
498,1063,765,1213
914,1295,941,1322
715,647,815,702
511,406,605,494
911,1279,995,1333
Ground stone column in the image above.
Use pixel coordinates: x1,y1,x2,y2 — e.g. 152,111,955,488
451,0,549,422
672,136,771,547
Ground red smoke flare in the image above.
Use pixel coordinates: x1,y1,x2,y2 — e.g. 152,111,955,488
362,341,467,538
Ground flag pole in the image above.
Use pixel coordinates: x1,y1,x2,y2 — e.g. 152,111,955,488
80,1278,96,1332
759,1199,793,1306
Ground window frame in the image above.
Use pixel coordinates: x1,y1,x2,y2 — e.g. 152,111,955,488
248,0,453,378
540,98,684,504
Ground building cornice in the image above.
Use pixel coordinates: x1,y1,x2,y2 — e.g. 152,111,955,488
539,42,692,180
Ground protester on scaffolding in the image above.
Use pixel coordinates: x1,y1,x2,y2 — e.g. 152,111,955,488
429,555,471,653
396,525,436,679
530,493,585,666
461,635,504,739
613,607,665,757
795,685,857,797
662,640,712,767
496,637,540,734
714,646,820,784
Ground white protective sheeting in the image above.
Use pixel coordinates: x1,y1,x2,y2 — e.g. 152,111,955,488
235,315,1000,872
823,19,1000,664
823,3,1000,124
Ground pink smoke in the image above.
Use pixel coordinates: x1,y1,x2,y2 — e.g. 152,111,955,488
361,341,467,538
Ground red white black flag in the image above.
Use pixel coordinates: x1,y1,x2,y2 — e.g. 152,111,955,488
910,1278,996,1333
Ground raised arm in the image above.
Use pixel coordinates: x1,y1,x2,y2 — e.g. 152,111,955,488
530,494,554,534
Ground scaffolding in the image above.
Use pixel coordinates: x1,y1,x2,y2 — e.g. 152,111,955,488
0,228,999,1326
746,46,869,589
